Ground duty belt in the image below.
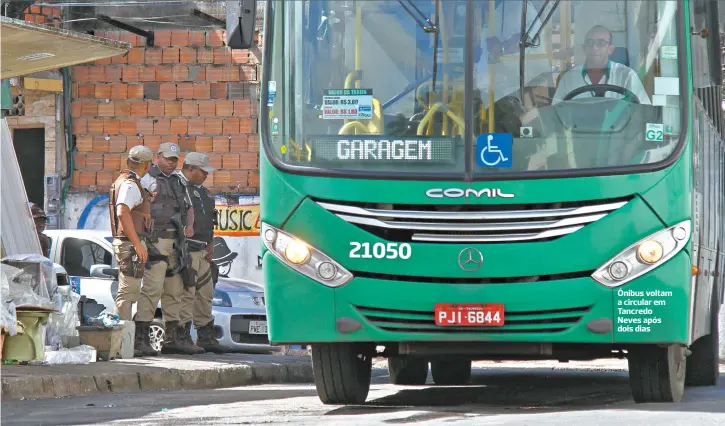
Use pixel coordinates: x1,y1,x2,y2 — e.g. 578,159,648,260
187,238,208,252
155,229,178,239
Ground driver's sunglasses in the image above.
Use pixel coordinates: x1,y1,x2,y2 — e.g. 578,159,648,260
584,38,610,48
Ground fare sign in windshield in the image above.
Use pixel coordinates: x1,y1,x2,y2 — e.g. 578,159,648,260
322,89,373,120
310,137,457,163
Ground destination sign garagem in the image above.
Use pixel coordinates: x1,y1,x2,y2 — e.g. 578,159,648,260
311,137,457,163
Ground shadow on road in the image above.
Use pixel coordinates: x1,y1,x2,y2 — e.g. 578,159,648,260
0,386,320,426
326,368,725,418
3,367,723,425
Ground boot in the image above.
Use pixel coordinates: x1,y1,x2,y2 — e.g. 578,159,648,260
196,320,233,354
160,321,203,355
134,322,159,357
183,321,205,354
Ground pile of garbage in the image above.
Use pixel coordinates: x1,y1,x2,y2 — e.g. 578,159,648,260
0,254,97,364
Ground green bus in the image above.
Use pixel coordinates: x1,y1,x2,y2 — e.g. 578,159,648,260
248,0,725,404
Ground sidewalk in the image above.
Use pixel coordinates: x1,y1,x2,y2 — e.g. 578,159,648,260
1,353,313,401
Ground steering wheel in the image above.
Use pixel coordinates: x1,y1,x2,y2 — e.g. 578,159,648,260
562,84,641,104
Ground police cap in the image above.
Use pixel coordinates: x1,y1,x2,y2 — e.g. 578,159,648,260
128,145,153,162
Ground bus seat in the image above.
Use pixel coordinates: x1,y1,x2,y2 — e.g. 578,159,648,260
610,47,630,67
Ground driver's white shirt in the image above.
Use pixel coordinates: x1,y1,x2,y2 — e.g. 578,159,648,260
552,61,651,105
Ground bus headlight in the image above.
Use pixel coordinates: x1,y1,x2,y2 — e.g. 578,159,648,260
284,240,310,265
261,223,353,287
592,220,691,288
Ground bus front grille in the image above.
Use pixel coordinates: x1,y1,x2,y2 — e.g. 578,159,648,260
354,305,590,334
316,197,630,244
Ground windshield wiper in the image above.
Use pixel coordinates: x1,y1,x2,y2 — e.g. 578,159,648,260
518,0,560,100
397,0,438,33
521,0,560,49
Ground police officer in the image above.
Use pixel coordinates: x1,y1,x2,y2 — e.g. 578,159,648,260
178,152,231,353
138,142,202,355
109,145,154,357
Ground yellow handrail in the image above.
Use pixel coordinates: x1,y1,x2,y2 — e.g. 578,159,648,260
339,121,369,135
417,102,464,135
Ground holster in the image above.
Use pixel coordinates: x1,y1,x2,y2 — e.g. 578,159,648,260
181,263,197,289
146,242,168,268
117,245,144,279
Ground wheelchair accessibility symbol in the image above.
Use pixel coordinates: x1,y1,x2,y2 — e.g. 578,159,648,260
477,133,513,168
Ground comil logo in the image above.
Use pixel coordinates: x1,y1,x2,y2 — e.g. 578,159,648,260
425,188,515,199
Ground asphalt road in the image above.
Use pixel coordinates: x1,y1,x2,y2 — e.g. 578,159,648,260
4,363,724,426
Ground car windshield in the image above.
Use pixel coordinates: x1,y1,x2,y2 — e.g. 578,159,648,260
264,0,683,178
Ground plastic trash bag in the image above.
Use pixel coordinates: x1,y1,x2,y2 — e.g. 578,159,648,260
2,254,58,299
1,255,56,309
83,312,120,328
0,265,17,335
45,290,81,350
44,345,96,364
1,301,17,337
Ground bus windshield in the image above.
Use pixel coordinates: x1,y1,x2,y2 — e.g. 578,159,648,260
264,0,683,178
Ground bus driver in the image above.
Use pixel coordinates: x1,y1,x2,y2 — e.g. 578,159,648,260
552,25,651,105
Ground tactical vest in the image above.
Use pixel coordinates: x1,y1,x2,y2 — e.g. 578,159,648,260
148,165,186,232
188,183,216,243
109,170,152,238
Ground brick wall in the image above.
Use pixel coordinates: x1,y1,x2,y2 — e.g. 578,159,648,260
22,4,62,26
70,29,260,194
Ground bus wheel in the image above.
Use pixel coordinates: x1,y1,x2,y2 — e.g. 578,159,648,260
685,292,720,387
627,344,686,403
388,356,428,385
430,359,472,385
311,343,372,405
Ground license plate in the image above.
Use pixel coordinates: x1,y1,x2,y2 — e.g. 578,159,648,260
248,320,268,335
434,303,505,326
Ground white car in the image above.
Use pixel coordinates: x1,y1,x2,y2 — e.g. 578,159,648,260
44,229,280,353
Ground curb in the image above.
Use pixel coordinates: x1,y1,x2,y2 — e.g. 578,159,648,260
1,359,314,401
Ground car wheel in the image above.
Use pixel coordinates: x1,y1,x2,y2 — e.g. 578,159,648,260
148,319,165,352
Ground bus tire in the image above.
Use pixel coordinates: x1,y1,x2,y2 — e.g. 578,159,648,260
627,344,686,403
430,359,472,385
388,357,428,385
311,343,372,405
685,291,720,387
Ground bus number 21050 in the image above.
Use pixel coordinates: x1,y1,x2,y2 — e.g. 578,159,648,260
349,242,412,260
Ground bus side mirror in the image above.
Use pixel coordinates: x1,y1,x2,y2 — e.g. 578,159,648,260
226,0,257,49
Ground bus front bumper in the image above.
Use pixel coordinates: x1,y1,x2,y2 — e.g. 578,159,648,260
264,250,691,346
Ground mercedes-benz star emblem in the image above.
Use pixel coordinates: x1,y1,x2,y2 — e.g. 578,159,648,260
458,248,483,272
